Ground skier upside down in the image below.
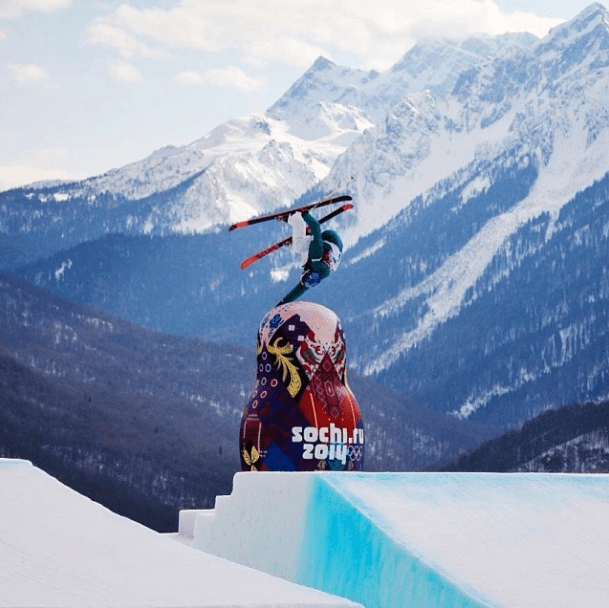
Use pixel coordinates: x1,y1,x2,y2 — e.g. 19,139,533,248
276,210,343,306
229,195,350,302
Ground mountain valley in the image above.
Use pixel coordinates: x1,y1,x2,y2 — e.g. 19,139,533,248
2,4,609,522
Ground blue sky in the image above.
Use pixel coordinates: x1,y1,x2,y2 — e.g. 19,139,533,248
0,0,599,191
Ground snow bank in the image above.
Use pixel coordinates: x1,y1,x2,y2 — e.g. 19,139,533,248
5,458,607,608
0,459,361,608
184,471,609,608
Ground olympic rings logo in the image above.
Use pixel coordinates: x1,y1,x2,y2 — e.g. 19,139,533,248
347,445,364,461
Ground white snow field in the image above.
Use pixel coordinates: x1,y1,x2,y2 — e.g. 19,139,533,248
0,459,361,608
183,471,609,608
3,459,608,608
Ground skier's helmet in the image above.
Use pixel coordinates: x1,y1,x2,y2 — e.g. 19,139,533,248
321,229,343,270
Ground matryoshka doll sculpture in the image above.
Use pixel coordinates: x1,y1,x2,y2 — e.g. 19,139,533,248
239,301,364,471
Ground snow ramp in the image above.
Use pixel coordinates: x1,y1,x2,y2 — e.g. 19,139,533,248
0,459,361,608
181,471,609,608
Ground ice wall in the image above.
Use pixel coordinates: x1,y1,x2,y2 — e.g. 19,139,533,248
184,471,609,608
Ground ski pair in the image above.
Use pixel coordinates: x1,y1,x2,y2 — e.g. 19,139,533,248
239,203,353,270
228,195,352,231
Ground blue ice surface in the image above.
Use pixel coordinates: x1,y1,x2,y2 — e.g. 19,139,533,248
295,472,609,608
297,474,491,608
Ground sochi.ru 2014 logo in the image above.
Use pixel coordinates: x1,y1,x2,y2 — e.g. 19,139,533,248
291,423,364,464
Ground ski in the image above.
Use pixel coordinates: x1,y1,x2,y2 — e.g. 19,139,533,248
228,195,352,232
240,203,353,270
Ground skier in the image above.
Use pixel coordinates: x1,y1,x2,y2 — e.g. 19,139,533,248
276,210,343,306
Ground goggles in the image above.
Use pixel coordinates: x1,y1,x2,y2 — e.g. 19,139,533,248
323,241,342,271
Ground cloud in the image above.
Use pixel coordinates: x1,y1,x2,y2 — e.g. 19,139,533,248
402,0,560,41
107,60,143,83
85,3,215,58
7,62,54,86
0,0,72,19
0,147,85,191
0,165,72,191
244,37,329,69
175,66,266,91
84,0,563,70
85,21,166,60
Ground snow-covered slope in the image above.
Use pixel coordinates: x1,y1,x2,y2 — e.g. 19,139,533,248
304,4,609,415
326,3,609,243
6,459,609,608
84,112,358,232
269,34,537,130
0,459,360,608
81,32,536,231
0,31,537,251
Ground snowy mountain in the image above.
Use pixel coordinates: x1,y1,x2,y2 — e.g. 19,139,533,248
0,31,535,268
4,4,609,435
321,2,609,422
327,3,609,242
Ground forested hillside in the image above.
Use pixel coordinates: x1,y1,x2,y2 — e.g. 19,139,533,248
443,401,609,473
1,274,483,530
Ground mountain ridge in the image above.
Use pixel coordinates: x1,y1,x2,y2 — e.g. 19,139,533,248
4,4,609,437
0,30,540,262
